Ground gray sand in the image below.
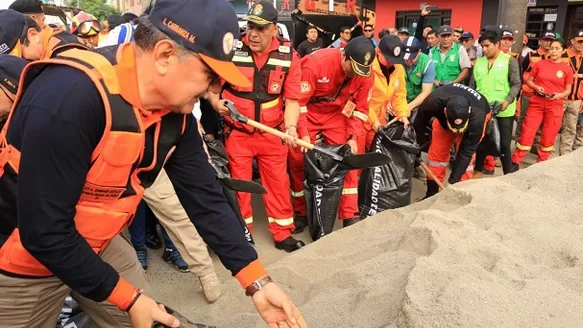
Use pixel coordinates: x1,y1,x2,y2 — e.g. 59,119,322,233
181,149,583,328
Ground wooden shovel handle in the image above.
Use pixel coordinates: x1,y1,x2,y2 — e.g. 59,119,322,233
245,120,315,150
419,161,446,190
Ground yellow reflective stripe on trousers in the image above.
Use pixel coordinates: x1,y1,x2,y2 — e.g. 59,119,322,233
291,190,305,197
266,58,292,67
352,110,368,121
342,188,358,195
540,145,554,152
244,217,253,225
516,142,531,151
233,55,253,63
268,217,294,226
300,106,308,113
427,160,448,167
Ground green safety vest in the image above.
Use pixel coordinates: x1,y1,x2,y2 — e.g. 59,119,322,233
429,43,462,83
473,53,516,118
405,53,430,103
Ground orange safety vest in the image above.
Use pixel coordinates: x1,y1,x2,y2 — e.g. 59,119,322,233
41,28,90,59
0,44,187,277
522,49,548,96
222,36,293,133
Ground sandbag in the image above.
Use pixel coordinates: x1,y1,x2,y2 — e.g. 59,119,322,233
478,114,502,156
204,138,254,244
57,296,95,328
304,144,351,241
358,123,419,218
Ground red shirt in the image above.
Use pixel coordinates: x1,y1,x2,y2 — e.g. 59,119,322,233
298,48,374,138
530,59,574,96
243,36,302,100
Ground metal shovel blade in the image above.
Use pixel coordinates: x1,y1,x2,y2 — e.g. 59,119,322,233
341,152,391,168
220,177,267,194
153,305,216,328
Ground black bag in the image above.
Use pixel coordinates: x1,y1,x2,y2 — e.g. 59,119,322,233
205,138,254,244
304,144,351,241
358,123,419,218
478,104,502,156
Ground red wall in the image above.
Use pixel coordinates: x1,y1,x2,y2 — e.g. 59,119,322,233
375,0,484,35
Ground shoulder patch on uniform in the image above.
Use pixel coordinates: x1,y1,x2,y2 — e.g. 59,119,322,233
236,40,243,49
278,45,291,54
300,81,311,94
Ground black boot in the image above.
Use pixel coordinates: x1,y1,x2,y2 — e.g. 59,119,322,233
509,162,520,173
424,180,439,199
274,236,305,252
292,216,307,234
342,217,361,228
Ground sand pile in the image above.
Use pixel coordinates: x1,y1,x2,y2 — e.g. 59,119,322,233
194,150,583,328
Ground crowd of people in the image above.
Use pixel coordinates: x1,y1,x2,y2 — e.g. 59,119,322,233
0,0,580,327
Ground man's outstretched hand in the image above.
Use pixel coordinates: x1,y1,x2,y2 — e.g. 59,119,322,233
252,282,307,328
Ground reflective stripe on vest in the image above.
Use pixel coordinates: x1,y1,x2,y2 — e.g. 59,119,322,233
0,45,185,278
474,53,517,118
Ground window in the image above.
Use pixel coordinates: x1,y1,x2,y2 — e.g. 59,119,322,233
566,5,583,41
396,10,452,35
525,6,559,49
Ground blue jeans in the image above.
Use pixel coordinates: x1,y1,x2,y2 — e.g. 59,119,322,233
128,200,175,250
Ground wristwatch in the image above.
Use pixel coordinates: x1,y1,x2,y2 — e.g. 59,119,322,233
245,276,273,297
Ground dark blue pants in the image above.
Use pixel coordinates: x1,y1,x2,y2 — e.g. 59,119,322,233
128,200,175,250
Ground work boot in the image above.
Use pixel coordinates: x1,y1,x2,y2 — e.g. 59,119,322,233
424,180,439,199
199,272,222,303
342,217,360,228
135,246,148,270
509,162,520,173
274,236,305,252
145,233,161,249
292,216,307,234
494,158,502,167
472,171,484,179
162,247,189,273
483,169,495,175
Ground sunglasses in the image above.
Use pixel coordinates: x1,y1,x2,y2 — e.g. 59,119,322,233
364,29,373,32
75,20,101,36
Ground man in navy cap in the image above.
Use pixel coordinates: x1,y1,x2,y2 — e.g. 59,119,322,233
413,83,491,198
403,36,435,113
0,1,306,327
0,54,28,130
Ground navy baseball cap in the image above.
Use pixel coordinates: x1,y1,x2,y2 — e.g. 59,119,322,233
574,29,583,41
437,25,453,36
403,36,421,60
445,95,471,133
398,27,410,35
0,54,28,95
0,10,27,56
9,0,44,14
460,32,474,40
149,0,250,87
244,2,278,26
378,35,405,65
541,31,556,40
502,28,515,39
344,36,376,77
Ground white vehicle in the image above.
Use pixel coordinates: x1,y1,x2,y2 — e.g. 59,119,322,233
237,17,290,41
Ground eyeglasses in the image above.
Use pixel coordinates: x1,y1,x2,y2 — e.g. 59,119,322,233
75,20,101,36
364,29,373,32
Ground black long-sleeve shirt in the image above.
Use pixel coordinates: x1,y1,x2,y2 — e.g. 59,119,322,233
413,84,490,183
6,65,257,302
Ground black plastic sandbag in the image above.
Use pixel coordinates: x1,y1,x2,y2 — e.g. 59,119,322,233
57,296,95,328
477,115,501,156
204,138,254,244
304,144,351,241
358,123,419,218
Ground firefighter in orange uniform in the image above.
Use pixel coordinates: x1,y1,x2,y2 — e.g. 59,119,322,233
288,36,375,231
208,3,305,252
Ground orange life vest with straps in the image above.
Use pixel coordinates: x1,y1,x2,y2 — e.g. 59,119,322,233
0,44,187,278
41,28,90,59
222,36,293,133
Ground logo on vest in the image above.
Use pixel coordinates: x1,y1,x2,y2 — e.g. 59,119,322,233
301,81,311,94
449,55,455,61
278,45,291,54
556,70,564,78
272,81,280,92
223,32,234,55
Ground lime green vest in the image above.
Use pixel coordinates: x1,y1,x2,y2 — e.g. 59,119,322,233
473,53,516,117
429,43,461,83
405,53,430,103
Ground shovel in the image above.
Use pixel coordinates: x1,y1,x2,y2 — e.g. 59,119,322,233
416,158,446,190
210,162,267,194
153,305,216,328
225,102,391,169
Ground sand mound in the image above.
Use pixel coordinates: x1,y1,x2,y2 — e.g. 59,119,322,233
196,150,583,328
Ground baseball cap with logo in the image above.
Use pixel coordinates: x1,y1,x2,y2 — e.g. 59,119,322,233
445,95,471,134
574,29,583,41
403,36,421,60
541,31,556,40
378,35,405,65
501,28,515,40
244,2,278,26
343,36,376,77
437,25,453,36
0,54,28,95
0,10,27,57
398,27,410,35
149,0,250,87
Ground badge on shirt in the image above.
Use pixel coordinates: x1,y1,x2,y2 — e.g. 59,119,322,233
416,72,422,78
271,81,280,92
300,81,311,94
449,55,455,62
278,45,291,54
341,100,356,118
236,40,243,49
234,51,249,57
557,70,564,78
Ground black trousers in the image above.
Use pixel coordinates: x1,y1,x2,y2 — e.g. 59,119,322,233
475,116,515,175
